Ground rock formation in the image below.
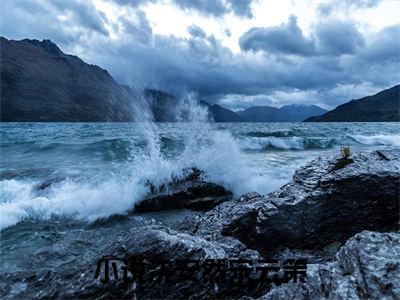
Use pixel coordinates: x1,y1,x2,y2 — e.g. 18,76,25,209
1,149,398,299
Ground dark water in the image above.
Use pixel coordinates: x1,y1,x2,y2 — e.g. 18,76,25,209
1,122,399,275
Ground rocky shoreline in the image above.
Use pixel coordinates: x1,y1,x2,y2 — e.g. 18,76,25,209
1,149,399,299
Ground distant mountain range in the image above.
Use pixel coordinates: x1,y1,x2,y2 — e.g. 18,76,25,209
305,85,400,122
236,104,327,122
1,37,398,122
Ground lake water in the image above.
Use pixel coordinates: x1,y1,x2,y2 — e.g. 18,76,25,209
1,121,400,230
0,121,399,274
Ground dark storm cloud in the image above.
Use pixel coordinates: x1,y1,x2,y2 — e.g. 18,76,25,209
93,20,398,109
239,15,315,55
1,0,399,110
362,24,400,62
240,16,367,57
49,0,109,36
1,0,78,45
119,11,153,46
315,20,365,55
0,0,108,47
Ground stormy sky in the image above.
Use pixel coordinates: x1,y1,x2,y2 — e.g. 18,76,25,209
1,0,399,110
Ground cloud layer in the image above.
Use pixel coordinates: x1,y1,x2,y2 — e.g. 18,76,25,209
1,0,399,110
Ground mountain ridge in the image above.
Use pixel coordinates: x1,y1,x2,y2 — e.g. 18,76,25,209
236,104,327,122
2,37,394,123
305,85,400,122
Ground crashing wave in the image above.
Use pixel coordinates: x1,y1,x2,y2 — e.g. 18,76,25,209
239,136,336,150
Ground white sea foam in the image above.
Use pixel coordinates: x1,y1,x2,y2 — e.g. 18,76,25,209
0,93,280,229
351,134,400,147
238,136,335,150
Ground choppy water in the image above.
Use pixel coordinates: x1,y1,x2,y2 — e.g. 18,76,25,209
1,119,399,275
1,121,399,230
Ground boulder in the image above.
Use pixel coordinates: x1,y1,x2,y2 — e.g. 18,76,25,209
260,230,400,299
196,150,399,254
134,168,232,212
1,226,265,299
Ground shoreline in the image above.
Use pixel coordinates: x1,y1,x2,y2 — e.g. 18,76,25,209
1,148,399,298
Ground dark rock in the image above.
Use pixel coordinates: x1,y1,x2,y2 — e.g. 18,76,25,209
102,227,265,299
145,167,204,194
135,168,233,212
2,226,265,299
260,230,400,299
196,150,400,254
135,181,232,212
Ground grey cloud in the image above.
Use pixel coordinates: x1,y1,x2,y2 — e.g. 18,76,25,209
108,0,155,6
95,20,398,109
227,0,253,18
174,0,228,17
362,24,400,62
315,20,365,55
0,0,80,46
239,15,315,55
188,25,206,38
49,0,109,36
119,11,153,46
318,0,382,16
0,0,398,110
240,16,366,56
173,0,254,18
0,0,109,48
108,0,254,17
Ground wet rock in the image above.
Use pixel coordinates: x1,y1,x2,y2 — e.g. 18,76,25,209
99,226,266,299
135,181,232,212
197,150,400,254
2,226,266,299
260,230,400,299
135,168,233,212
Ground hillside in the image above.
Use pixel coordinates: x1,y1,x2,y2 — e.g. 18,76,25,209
1,37,135,121
0,37,243,122
200,101,243,122
280,104,327,122
305,85,400,122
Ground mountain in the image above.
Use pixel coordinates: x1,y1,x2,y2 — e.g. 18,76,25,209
305,85,400,122
1,37,136,121
236,104,326,122
0,37,329,123
0,37,242,122
200,101,243,122
237,106,288,122
144,89,178,122
280,104,327,122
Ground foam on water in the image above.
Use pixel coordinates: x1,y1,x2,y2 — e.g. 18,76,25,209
238,136,336,150
1,91,399,230
350,134,400,147
0,93,277,230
